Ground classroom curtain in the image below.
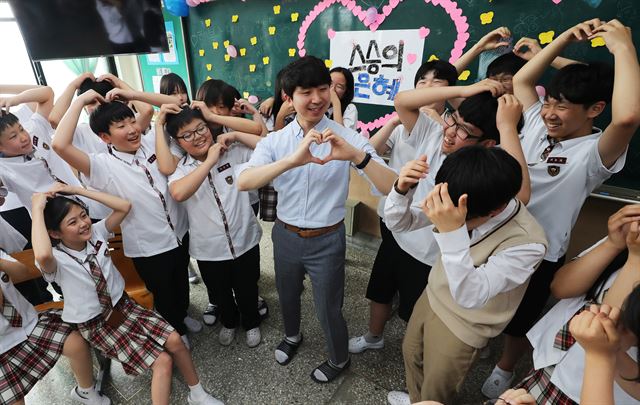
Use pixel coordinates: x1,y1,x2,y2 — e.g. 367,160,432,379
63,58,99,75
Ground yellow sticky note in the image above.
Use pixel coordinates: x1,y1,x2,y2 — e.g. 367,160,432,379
212,41,219,49
243,91,250,99
591,37,606,47
262,56,270,65
538,31,555,45
288,48,296,57
428,54,439,61
206,75,212,80
291,12,299,22
224,54,230,62
204,19,211,28
250,37,257,46
458,70,471,81
240,48,246,56
206,64,212,71
480,11,494,25
268,26,276,35
231,15,239,23
199,49,205,56
223,40,230,48
324,59,333,68
273,5,281,14
249,64,256,72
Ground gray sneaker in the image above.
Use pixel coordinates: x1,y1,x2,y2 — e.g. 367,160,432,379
219,327,236,346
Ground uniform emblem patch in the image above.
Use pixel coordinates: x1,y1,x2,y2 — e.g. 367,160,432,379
225,176,233,185
548,165,560,177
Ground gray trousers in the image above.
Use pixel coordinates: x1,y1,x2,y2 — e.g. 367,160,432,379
272,220,349,364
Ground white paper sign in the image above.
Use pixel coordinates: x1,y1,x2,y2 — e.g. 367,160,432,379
329,29,424,106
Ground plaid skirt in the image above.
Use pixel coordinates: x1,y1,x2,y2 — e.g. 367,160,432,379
0,310,72,404
77,295,174,376
515,366,577,405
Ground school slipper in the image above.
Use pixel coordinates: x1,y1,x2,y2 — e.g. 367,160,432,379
274,334,303,366
310,358,351,383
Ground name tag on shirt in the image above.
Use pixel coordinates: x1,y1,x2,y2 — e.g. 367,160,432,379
546,157,567,164
217,163,231,173
147,154,157,164
32,136,39,147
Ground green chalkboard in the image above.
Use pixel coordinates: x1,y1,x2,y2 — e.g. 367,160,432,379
184,0,640,198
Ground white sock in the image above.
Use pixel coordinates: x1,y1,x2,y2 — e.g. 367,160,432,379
189,382,206,399
285,333,301,344
364,331,382,343
492,365,513,378
330,358,349,368
275,334,301,363
77,384,95,395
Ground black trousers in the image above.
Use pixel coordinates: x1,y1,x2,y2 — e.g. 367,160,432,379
198,244,261,331
132,234,191,335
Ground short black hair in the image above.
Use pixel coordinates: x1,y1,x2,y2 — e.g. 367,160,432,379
414,60,458,87
195,79,235,109
622,284,640,382
271,66,290,120
77,78,114,97
547,61,614,107
165,106,205,139
435,145,522,219
89,101,135,135
281,56,331,98
0,111,20,135
457,92,500,143
486,53,526,77
160,73,189,100
330,67,355,115
44,196,86,244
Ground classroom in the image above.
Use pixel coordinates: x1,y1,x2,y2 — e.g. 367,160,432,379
0,0,639,404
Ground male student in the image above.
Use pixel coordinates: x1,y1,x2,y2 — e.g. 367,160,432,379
237,56,396,383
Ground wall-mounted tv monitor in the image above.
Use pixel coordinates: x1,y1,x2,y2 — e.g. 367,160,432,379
8,0,169,61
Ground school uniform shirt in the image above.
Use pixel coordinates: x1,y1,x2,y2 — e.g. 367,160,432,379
379,112,446,266
71,122,110,155
41,220,125,323
263,113,296,133
0,113,110,219
83,132,188,258
0,216,27,254
327,104,359,131
240,115,388,228
0,250,39,354
521,101,627,262
12,104,34,124
168,143,262,261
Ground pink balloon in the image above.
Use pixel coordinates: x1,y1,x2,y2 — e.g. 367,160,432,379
247,95,259,104
226,45,238,58
186,0,200,6
365,7,378,24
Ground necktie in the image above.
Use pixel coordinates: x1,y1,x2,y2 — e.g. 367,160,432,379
2,299,23,328
553,304,589,351
87,255,113,317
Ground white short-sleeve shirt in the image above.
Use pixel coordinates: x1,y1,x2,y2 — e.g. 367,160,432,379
327,104,359,131
521,101,627,262
84,134,188,258
0,215,28,253
71,123,110,155
0,250,39,354
168,143,262,261
42,220,125,323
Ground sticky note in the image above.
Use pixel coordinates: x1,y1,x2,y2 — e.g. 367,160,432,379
204,19,211,28
250,37,257,46
428,54,439,61
243,91,250,99
262,56,270,65
223,40,230,48
591,37,606,47
249,64,256,72
291,12,299,22
480,11,494,25
538,31,555,45
273,5,281,14
458,70,471,81
206,75,212,80
268,26,276,35
231,15,239,23
224,54,230,62
206,64,212,71
288,48,296,57
324,59,333,68
199,49,205,56
212,41,219,49
240,48,246,56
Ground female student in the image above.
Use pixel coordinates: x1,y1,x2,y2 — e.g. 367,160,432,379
328,67,358,131
259,67,296,132
160,73,190,105
31,183,223,405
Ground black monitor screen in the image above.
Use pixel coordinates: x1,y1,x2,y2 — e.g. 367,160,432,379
9,0,168,61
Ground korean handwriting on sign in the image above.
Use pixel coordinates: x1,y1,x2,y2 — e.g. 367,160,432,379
349,40,404,102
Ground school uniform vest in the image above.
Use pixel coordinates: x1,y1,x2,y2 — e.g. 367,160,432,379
426,202,548,348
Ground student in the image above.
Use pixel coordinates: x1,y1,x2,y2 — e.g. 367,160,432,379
160,73,190,105
238,56,396,382
328,67,358,131
259,67,296,132
485,53,526,94
161,105,264,348
51,91,200,347
513,205,640,404
484,18,640,396
388,146,547,405
31,183,222,405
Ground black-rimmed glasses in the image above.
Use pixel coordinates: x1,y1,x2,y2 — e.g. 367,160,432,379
176,124,209,142
443,110,482,141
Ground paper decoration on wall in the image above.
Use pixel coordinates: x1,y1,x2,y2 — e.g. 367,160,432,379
262,56,270,65
273,5,281,14
223,40,230,48
206,63,212,71
406,53,417,64
224,54,231,62
243,91,250,98
591,37,605,47
551,0,562,3
536,85,546,97
365,7,378,24
199,49,205,56
288,48,296,57
227,45,238,58
458,70,471,80
327,29,336,39
240,48,247,56
324,59,333,68
480,11,494,25
539,31,555,44
268,26,277,35
419,26,430,38
204,19,211,28
428,54,439,61
231,15,239,23
212,41,219,49
250,37,258,45
206,75,212,80
249,64,256,72
291,12,299,22
165,0,189,17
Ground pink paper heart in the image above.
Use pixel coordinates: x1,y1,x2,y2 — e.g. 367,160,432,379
407,53,417,64
327,28,336,39
375,14,385,25
346,1,355,10
552,0,562,3
390,0,400,6
382,5,393,16
369,23,379,32
298,49,306,57
419,26,430,38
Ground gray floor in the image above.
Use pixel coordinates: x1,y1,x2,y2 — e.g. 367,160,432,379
25,221,531,404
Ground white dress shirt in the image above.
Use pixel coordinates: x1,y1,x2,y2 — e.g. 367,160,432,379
41,220,125,323
433,199,547,309
240,116,388,228
84,133,188,258
0,250,39,354
521,101,627,262
72,122,110,155
327,104,359,131
168,143,262,261
0,215,27,253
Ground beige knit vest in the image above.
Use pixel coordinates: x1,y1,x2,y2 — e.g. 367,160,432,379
426,201,548,348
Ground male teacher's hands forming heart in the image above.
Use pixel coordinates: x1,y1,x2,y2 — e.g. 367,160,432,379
288,128,364,167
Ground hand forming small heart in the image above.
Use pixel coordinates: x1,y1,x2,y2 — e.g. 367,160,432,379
308,129,332,162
